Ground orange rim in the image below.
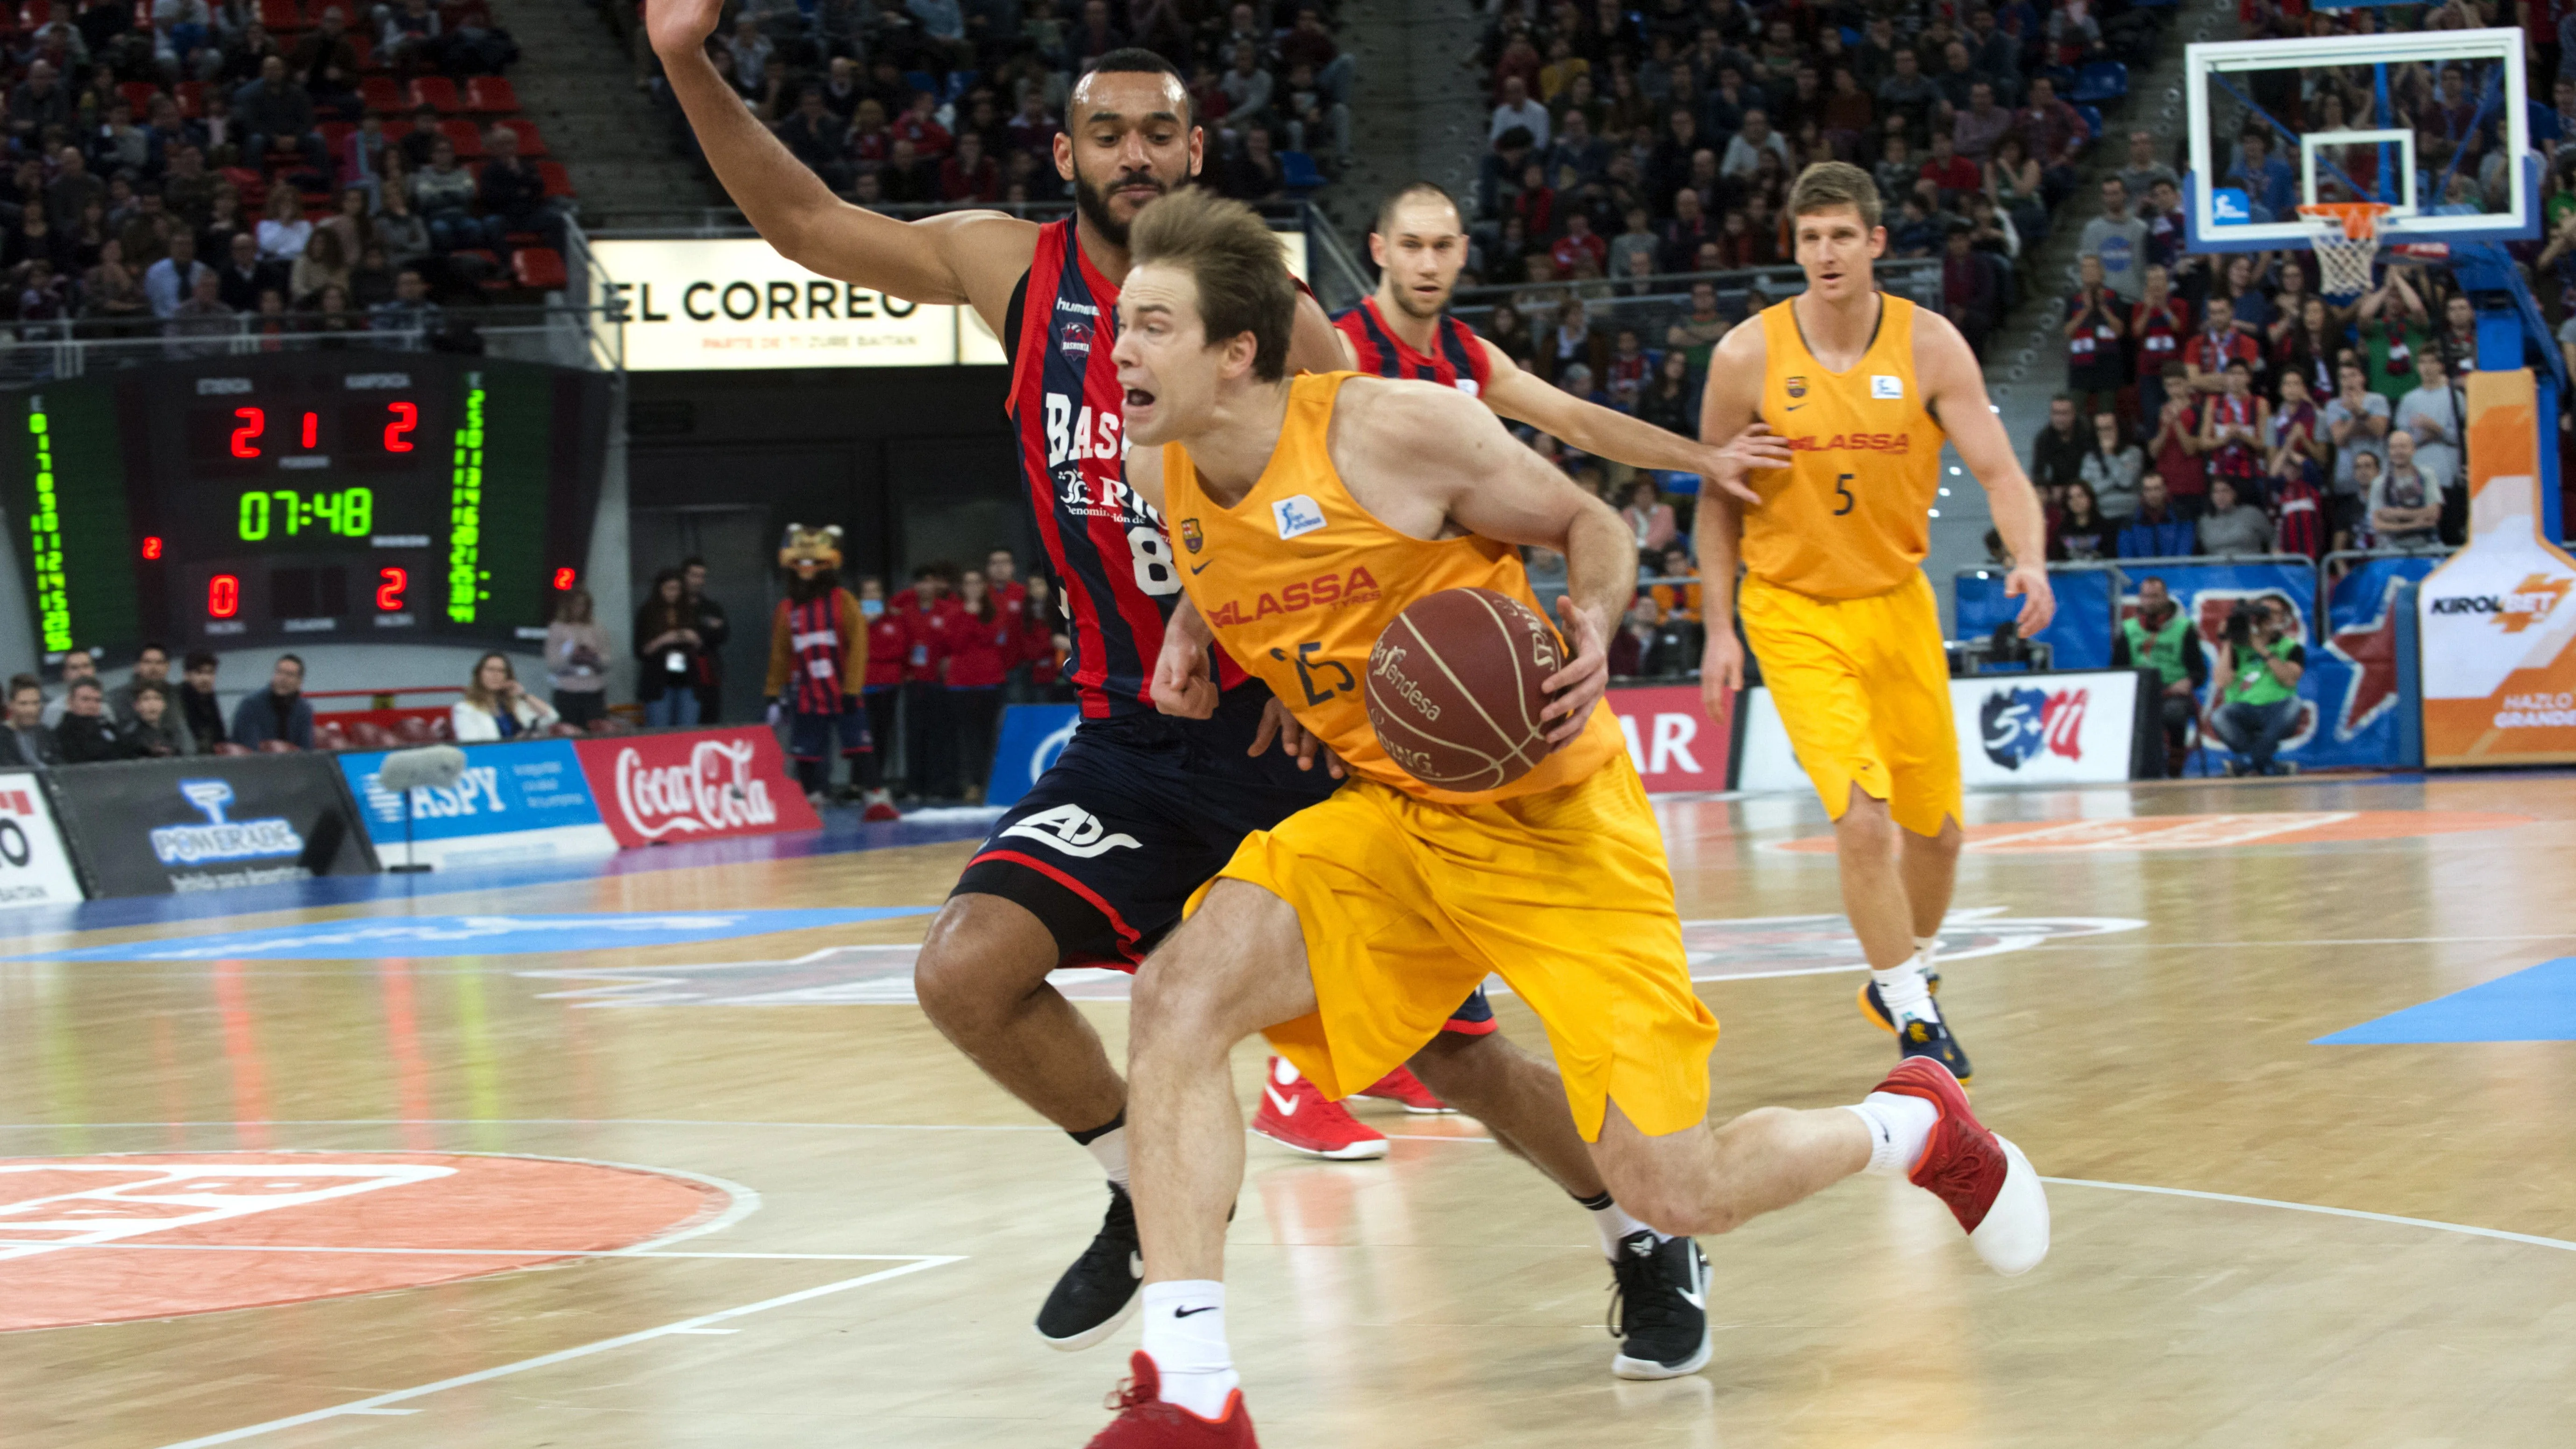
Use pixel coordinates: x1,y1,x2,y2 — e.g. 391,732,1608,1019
2296,201,2395,241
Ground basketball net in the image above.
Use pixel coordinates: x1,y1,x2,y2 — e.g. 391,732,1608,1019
2296,202,2394,300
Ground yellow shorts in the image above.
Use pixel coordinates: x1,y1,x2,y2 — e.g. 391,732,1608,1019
1740,570,1963,838
1190,757,1716,1142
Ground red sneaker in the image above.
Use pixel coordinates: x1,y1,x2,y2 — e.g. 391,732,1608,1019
1355,1064,1455,1114
1869,1057,2049,1276
1250,1057,1388,1160
1086,1352,1258,1447
859,789,900,822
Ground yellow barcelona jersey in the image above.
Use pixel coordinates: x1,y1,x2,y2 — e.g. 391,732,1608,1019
1160,372,1624,805
1743,294,1947,600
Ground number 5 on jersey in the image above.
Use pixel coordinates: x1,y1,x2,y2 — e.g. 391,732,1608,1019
1834,472,1855,517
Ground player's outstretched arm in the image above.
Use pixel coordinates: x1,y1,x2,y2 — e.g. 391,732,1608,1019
1474,339,1762,503
1693,319,1787,717
645,0,1030,320
1337,380,1632,744
1917,308,2055,638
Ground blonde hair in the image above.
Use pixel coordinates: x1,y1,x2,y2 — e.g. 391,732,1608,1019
1126,188,1296,382
463,651,516,712
1788,161,1883,231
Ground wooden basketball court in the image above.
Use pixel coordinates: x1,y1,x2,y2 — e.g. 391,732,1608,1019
4,774,2572,1448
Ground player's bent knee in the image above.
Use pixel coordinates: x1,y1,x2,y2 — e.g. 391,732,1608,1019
911,894,1061,1040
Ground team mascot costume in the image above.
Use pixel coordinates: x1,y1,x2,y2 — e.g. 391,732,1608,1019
766,524,898,819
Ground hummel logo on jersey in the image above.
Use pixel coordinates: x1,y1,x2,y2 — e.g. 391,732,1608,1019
1000,804,1143,858
1272,494,1326,540
1262,1085,1300,1116
1871,374,1905,400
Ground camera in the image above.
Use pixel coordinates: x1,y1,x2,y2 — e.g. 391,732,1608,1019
2224,601,2263,648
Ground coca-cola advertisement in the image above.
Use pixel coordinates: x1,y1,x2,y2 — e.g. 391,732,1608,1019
571,727,821,848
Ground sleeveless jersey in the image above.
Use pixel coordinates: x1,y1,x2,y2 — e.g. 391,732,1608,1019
1005,218,1242,717
1157,372,1623,805
1332,297,1493,395
1746,293,1947,600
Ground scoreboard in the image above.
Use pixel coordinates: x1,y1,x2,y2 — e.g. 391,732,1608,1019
4,352,612,660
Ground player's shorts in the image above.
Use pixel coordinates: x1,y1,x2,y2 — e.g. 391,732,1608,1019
788,705,873,762
1195,755,1717,1142
1739,569,1963,838
953,686,1499,1035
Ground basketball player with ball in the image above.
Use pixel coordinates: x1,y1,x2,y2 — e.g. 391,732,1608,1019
1696,163,2057,1085
1104,187,2049,1447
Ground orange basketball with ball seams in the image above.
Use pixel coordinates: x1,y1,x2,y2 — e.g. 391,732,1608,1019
1366,587,1563,792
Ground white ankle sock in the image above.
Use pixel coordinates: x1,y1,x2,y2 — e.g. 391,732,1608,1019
1139,1281,1238,1419
1574,1191,1661,1258
1845,1092,1939,1176
1070,1115,1130,1190
1872,958,1939,1025
1913,933,1941,967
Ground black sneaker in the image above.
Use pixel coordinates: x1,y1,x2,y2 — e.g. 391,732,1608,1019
1856,965,1944,1034
1896,1013,1975,1086
1034,1182,1141,1351
1608,1230,1712,1380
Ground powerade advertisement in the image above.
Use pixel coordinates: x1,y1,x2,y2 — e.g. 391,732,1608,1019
45,754,376,896
337,739,619,870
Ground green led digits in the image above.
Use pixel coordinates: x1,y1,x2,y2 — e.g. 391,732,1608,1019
236,487,376,541
24,398,69,652
446,376,485,623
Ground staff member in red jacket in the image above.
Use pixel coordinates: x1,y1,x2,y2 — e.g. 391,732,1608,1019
944,567,1018,802
1019,573,1069,701
895,563,957,802
856,575,905,820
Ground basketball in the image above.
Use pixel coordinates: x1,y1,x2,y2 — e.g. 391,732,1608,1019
1366,587,1564,792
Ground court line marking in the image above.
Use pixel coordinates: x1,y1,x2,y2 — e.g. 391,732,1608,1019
149,1256,966,1449
2036,1177,2576,1253
0,1242,957,1260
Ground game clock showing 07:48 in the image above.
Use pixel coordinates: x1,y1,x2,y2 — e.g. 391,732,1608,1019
3,352,612,660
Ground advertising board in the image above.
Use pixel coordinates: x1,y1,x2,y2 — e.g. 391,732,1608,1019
571,727,820,847
46,754,377,896
337,739,619,870
0,770,82,907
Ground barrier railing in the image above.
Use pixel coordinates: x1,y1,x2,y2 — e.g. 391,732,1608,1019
1448,258,1946,336
0,301,626,384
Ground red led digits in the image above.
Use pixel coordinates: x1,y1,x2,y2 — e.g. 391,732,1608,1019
207,574,240,618
385,401,417,453
230,408,264,459
300,412,319,448
377,567,408,611
553,567,576,590
142,536,163,560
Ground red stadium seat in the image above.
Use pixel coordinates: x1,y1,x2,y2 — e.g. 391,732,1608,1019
496,118,547,156
214,741,252,755
439,118,485,158
349,33,374,71
318,120,354,154
512,246,567,290
256,0,302,32
360,75,404,114
175,80,205,118
395,715,438,743
407,76,461,114
463,77,518,114
313,722,350,751
18,1,52,27
220,165,267,209
349,720,396,748
381,118,413,143
117,81,160,115
536,160,574,199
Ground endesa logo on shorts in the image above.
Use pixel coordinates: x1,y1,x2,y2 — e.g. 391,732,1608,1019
572,727,819,848
1787,432,1913,453
1201,566,1383,626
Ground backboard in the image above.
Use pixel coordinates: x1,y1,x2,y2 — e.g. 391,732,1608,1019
2183,27,2533,253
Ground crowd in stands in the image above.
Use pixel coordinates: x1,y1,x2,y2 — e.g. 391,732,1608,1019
0,0,573,337
659,0,1356,206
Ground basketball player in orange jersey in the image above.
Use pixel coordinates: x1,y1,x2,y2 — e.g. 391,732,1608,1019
645,0,1688,1371
1088,188,2048,1447
1695,163,2056,1084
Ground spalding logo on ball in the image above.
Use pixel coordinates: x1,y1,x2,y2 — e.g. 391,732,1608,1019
1366,587,1564,792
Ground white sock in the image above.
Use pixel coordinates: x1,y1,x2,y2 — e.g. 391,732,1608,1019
1913,933,1941,969
1872,957,1940,1025
1574,1191,1663,1258
1070,1115,1129,1190
1139,1281,1238,1419
1845,1092,1939,1177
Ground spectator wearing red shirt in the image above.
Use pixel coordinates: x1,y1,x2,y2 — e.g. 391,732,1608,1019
2183,294,2261,395
2129,264,2191,426
2146,363,2210,519
890,91,953,161
859,575,906,789
895,565,957,800
943,568,1019,802
1917,130,1982,202
938,133,1002,202
1549,210,1608,277
1019,574,1069,698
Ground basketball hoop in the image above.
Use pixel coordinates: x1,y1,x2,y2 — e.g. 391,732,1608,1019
2297,202,2394,299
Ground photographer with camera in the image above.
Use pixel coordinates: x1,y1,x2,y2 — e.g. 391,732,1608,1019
2110,576,2206,778
2206,597,2306,777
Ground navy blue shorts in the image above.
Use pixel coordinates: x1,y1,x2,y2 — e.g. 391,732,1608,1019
953,686,1493,1032
788,705,872,762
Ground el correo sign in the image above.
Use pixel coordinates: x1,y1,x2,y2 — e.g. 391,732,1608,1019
590,231,1309,372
